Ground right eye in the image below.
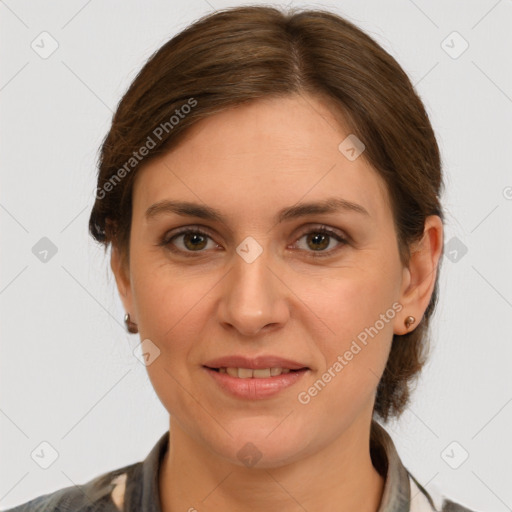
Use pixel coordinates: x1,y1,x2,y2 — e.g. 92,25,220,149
160,227,220,255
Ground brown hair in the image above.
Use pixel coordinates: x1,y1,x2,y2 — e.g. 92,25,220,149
88,5,444,422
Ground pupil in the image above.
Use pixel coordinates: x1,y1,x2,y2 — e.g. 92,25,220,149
185,233,206,250
309,233,328,250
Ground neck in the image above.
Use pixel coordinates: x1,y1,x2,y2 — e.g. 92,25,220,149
158,416,385,512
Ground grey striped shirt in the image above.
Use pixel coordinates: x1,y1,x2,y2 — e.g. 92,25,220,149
3,421,478,512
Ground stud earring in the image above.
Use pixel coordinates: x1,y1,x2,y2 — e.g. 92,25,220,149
404,316,416,330
124,313,138,334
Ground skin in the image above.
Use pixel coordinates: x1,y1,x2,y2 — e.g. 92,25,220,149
111,92,443,512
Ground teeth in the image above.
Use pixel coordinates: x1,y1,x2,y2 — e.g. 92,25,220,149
226,367,238,377
220,367,293,378
253,368,270,378
238,368,253,379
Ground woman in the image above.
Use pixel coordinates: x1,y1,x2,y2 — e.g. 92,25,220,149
6,5,477,512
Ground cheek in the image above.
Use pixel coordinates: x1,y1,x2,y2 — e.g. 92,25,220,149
311,263,398,344
131,259,213,343
304,264,398,399
130,268,214,415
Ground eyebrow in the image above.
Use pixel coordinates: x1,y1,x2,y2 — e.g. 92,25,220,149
145,197,370,224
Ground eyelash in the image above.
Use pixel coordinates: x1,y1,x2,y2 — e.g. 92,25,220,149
159,225,349,259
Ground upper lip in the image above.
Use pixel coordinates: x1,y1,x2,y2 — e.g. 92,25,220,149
203,355,309,370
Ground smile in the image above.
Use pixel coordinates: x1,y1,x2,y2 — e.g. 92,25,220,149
204,366,309,399
214,367,295,378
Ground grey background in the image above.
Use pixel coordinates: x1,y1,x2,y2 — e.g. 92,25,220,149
1,0,511,510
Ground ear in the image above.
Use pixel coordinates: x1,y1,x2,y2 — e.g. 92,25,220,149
110,243,135,322
394,215,444,335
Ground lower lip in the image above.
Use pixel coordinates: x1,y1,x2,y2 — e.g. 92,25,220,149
204,367,308,400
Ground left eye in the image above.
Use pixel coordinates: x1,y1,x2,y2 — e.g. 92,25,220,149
160,226,348,257
293,227,348,256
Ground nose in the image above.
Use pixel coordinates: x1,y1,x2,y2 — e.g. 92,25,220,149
216,247,290,337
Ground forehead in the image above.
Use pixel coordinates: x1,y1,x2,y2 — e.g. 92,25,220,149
132,94,392,224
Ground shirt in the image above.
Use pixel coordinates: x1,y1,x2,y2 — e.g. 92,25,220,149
3,420,478,512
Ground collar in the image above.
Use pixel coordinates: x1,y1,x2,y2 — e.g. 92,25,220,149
371,419,414,511
121,420,434,512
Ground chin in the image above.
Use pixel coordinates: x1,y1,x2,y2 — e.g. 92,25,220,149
206,421,312,469
227,441,306,470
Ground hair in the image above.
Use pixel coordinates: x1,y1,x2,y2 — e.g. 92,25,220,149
88,4,445,423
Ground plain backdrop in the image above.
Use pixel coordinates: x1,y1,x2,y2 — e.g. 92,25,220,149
1,0,511,510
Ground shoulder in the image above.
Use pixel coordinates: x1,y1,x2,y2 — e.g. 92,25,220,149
409,472,479,512
2,463,139,512
440,498,479,512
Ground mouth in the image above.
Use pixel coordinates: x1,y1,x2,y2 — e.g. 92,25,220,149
202,364,309,400
204,366,308,378
201,355,310,399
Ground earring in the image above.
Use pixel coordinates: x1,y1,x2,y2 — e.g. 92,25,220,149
124,313,139,334
404,316,416,330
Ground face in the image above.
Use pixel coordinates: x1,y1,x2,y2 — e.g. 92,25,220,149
112,93,439,468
